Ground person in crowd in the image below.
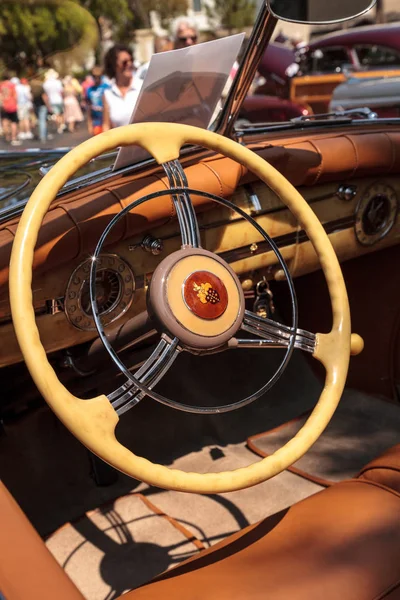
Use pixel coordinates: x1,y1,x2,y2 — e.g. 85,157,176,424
62,75,84,133
102,44,142,130
0,72,21,145
30,73,53,142
13,77,34,140
155,36,173,54
171,16,199,49
43,69,64,133
86,66,109,135
81,73,94,104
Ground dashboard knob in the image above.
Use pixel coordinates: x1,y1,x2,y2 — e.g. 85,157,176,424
337,185,357,201
141,235,164,255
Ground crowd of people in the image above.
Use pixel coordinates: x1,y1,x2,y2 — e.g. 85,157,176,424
0,16,201,146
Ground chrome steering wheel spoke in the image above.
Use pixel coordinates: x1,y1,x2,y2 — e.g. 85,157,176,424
108,336,180,415
163,159,201,248
235,310,316,353
90,187,299,415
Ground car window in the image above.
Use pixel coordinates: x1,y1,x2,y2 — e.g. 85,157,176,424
301,46,351,74
355,44,400,69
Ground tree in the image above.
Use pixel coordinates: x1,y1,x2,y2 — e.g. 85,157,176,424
82,0,131,25
80,0,133,43
0,0,99,74
205,0,256,34
149,0,188,29
128,0,188,30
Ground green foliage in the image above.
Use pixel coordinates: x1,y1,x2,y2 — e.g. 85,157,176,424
80,0,134,47
128,0,188,30
205,0,256,33
0,0,100,74
82,0,132,25
150,0,188,29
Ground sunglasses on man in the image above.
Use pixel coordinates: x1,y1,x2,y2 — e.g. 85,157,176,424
178,35,198,43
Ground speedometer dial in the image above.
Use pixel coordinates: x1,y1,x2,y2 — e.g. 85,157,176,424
355,183,398,246
65,254,135,331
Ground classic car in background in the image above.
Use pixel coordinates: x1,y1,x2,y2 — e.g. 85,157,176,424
294,22,400,112
240,94,310,123
330,75,400,117
305,22,400,72
257,23,400,114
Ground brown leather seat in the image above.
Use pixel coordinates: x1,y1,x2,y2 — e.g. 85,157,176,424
0,481,85,600
127,445,400,600
2,446,400,600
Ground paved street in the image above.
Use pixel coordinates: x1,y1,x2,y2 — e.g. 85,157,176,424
0,121,91,153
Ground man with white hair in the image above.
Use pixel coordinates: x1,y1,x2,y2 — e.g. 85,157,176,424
171,16,199,49
136,17,198,82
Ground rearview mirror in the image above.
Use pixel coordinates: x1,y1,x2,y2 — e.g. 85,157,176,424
267,0,376,24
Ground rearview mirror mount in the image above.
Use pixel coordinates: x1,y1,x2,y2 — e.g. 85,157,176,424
267,0,376,24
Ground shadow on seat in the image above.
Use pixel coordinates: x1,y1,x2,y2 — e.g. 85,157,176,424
2,445,400,600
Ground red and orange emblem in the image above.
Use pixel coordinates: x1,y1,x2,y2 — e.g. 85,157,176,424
183,271,228,320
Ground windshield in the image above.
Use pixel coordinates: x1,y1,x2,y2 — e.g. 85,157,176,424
0,0,395,211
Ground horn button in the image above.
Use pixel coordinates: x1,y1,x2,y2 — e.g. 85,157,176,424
149,248,245,350
183,270,228,320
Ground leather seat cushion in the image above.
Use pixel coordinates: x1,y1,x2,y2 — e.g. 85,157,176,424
359,443,400,494
0,482,84,600
126,479,400,600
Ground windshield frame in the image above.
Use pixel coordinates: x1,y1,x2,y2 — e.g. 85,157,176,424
215,4,278,137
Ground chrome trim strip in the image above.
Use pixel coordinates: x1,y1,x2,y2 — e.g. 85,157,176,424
219,214,356,264
163,160,201,247
108,339,167,402
241,310,316,353
109,337,180,415
235,119,400,139
232,338,314,352
244,183,262,213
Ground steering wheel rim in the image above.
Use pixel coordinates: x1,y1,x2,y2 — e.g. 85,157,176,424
9,122,351,494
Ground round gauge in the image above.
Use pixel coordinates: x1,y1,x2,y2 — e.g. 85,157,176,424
355,183,398,246
65,254,135,331
80,270,121,316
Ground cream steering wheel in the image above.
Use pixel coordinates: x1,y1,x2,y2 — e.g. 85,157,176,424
9,123,355,494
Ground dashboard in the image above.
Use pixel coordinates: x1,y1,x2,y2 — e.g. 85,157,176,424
0,124,399,367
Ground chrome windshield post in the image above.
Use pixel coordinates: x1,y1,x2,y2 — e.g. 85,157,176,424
215,4,278,138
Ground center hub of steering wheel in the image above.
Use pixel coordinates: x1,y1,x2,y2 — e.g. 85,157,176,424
149,248,245,350
183,270,228,320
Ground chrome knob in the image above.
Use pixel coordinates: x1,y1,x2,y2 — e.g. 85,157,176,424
337,185,357,201
141,235,164,255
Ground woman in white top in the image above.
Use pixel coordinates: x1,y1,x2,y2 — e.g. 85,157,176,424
102,44,142,130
